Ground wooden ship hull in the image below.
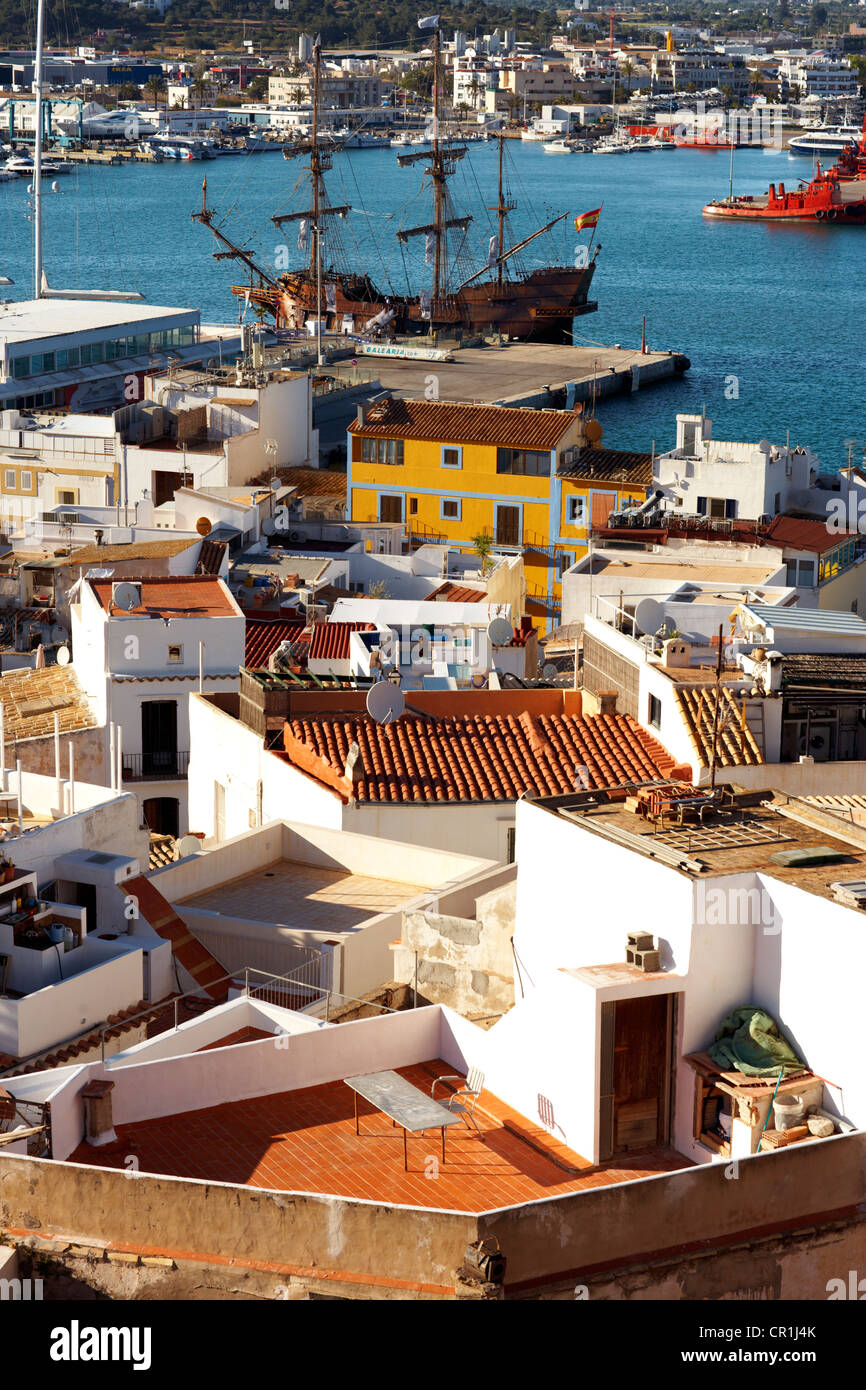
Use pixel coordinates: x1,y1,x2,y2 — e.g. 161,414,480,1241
235,262,598,342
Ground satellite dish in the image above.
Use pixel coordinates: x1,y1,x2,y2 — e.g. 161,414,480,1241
634,598,667,637
175,835,203,859
542,662,558,681
55,645,70,665
585,417,603,445
758,439,771,453
195,516,212,537
366,682,405,724
262,516,276,536
111,582,141,612
487,616,514,647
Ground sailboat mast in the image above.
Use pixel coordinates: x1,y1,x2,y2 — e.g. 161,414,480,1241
431,25,443,304
32,0,45,298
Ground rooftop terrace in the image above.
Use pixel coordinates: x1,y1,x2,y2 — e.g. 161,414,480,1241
69,1059,686,1211
179,859,427,932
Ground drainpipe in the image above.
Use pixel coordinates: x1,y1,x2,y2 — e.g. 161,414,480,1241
15,759,22,834
115,723,122,795
109,720,116,792
199,640,205,693
68,742,75,815
0,701,5,794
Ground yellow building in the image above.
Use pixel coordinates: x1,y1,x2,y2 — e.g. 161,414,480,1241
348,398,651,625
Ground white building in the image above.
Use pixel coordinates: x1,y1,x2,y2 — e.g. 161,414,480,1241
654,413,821,521
0,298,240,416
778,53,859,101
70,574,245,836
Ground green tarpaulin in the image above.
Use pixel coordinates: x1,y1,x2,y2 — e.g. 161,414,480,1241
708,1007,805,1078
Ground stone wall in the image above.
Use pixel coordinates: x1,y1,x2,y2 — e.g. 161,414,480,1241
394,879,516,1017
6,726,107,787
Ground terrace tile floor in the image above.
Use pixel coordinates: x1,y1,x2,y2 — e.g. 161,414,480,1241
179,860,428,931
69,1059,688,1211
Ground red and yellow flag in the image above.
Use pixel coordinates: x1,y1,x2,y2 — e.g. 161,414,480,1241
574,207,602,233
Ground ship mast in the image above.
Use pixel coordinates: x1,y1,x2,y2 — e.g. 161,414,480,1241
309,39,322,281
396,17,471,319
492,133,515,289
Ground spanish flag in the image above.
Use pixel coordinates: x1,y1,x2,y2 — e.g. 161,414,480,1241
574,207,602,233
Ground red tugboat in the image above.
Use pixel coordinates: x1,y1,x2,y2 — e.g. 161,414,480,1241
828,114,866,182
702,162,866,222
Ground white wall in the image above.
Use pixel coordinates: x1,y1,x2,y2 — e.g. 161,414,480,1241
0,948,144,1059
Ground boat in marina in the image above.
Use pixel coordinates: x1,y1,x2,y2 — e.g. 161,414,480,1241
788,125,861,157
543,139,573,154
3,154,67,176
193,25,599,342
702,164,866,223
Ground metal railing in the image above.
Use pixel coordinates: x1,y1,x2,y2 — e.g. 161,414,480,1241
121,751,190,781
96,961,399,1062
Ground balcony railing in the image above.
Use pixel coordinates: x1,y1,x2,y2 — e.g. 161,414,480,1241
121,751,190,782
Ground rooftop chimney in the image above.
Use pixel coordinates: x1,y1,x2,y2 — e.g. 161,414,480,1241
81,1078,116,1147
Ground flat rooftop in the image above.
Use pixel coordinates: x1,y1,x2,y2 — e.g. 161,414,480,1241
179,859,428,930
0,298,198,344
545,791,866,901
69,1059,687,1211
584,560,779,584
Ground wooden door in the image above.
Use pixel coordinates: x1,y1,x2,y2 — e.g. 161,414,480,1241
599,995,673,1159
590,491,616,528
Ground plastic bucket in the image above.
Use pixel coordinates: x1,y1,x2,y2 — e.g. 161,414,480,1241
773,1094,805,1131
48,924,65,944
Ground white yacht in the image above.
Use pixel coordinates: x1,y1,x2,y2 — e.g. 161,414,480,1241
3,154,66,176
543,139,572,154
788,125,861,156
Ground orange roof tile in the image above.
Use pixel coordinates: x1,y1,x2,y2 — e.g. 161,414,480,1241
245,616,307,668
90,575,237,620
308,621,375,662
426,581,488,603
349,398,578,449
281,710,676,803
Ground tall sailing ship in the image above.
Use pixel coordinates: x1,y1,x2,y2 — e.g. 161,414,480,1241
192,25,599,343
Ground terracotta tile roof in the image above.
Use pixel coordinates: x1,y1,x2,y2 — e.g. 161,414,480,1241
349,398,578,449
149,834,178,870
270,467,347,499
763,514,859,554
558,446,653,485
0,664,95,741
63,538,197,566
675,687,764,768
282,710,677,803
124,876,229,1001
245,616,307,669
426,581,487,603
308,621,375,663
90,574,237,619
197,538,228,575
781,652,866,691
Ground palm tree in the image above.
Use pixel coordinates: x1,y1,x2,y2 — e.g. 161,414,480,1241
472,532,494,575
145,75,167,113
191,76,208,110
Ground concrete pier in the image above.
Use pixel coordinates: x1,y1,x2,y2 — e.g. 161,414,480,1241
349,340,690,409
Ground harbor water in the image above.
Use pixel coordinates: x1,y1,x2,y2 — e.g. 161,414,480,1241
1,139,862,466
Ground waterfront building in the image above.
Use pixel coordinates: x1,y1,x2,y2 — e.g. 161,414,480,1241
0,298,240,416
777,53,859,103
347,397,648,626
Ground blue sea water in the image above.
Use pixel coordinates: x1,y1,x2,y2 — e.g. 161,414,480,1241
1,140,863,467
